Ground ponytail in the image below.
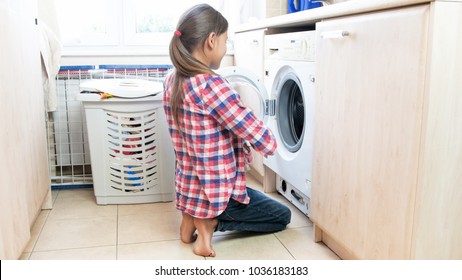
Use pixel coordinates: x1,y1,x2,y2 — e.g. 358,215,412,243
168,4,228,130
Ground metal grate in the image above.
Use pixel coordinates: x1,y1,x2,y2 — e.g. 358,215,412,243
47,64,172,187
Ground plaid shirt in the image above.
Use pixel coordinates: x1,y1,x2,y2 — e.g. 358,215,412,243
163,72,277,218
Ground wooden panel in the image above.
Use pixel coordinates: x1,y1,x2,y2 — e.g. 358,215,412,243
412,1,462,259
0,0,50,259
234,29,266,80
312,6,429,259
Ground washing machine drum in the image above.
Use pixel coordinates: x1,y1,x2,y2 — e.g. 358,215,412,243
218,66,305,153
277,73,305,153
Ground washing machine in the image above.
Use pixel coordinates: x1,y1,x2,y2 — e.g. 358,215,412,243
217,30,315,217
263,30,316,217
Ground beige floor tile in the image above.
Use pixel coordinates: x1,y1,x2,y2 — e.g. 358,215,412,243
118,240,204,260
47,196,117,220
29,246,117,260
51,190,59,202
55,188,95,200
118,211,181,245
23,177,338,261
287,209,313,229
207,232,294,260
23,209,50,253
118,201,176,216
34,216,117,251
275,227,340,260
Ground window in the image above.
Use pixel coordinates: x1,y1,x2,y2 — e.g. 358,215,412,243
55,0,265,53
123,0,208,46
56,0,120,46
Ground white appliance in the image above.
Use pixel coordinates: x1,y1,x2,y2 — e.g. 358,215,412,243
218,30,315,216
263,30,316,217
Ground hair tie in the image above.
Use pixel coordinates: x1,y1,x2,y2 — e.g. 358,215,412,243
174,30,182,37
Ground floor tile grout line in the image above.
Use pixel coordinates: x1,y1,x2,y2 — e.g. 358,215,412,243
28,244,117,254
117,237,185,247
27,190,60,259
273,232,297,260
116,204,119,260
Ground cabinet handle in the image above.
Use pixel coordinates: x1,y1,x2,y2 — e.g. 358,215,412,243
321,30,349,39
251,39,259,45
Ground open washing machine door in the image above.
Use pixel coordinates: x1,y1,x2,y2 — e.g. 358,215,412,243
218,66,272,177
218,66,270,124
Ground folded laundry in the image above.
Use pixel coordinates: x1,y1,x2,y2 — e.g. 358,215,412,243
80,79,163,98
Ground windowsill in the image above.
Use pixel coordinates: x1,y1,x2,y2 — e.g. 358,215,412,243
59,49,235,68
61,48,235,57
61,49,170,57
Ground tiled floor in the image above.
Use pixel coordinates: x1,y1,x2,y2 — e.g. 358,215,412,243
20,174,339,260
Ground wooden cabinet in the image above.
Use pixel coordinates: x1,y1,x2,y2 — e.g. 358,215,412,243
234,29,266,81
0,0,51,259
312,2,462,259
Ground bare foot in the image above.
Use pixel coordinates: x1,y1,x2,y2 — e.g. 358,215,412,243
193,218,218,257
180,212,197,243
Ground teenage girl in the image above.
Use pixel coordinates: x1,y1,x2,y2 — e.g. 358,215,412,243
163,4,291,257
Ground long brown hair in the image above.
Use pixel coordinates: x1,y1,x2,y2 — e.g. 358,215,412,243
168,4,228,130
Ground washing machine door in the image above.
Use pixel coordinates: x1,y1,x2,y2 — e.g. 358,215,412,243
274,68,306,153
218,66,269,124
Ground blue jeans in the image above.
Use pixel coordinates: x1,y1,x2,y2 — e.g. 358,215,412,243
215,187,291,233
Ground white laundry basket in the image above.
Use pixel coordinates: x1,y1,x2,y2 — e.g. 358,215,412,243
77,79,175,204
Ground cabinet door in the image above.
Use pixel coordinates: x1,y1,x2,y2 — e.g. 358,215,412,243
234,29,265,80
1,0,50,259
312,5,429,259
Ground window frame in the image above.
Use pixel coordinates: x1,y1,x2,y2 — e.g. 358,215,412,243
57,0,265,55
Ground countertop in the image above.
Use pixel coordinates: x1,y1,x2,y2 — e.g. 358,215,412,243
235,0,434,32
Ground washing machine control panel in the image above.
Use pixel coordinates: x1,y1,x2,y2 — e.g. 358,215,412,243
265,30,316,62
